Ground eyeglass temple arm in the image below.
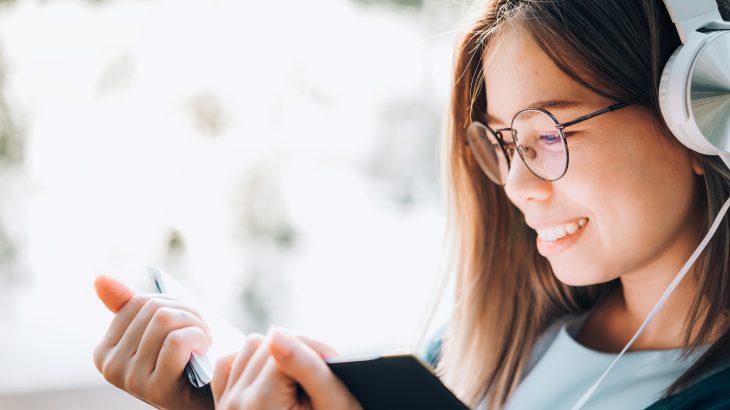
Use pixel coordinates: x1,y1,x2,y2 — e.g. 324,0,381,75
557,102,628,129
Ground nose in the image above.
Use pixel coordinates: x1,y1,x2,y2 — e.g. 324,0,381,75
504,151,553,205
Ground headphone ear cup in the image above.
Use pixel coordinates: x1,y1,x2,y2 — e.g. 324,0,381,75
660,31,730,155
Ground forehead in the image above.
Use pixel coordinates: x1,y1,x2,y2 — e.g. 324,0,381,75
483,28,600,125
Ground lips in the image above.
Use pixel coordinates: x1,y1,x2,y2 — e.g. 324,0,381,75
528,218,588,242
532,218,589,242
533,218,590,257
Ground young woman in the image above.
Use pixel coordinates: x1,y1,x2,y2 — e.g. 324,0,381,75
94,0,730,408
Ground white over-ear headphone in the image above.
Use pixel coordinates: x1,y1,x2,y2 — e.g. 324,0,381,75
659,0,730,159
572,2,730,409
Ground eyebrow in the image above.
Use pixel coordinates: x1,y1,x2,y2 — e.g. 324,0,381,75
486,99,586,126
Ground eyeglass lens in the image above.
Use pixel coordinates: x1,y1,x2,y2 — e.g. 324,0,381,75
467,109,567,184
466,122,509,185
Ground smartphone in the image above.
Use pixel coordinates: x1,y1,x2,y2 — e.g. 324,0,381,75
326,354,469,410
148,266,213,387
148,266,248,388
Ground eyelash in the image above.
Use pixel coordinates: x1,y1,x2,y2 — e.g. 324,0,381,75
501,131,579,156
537,131,579,143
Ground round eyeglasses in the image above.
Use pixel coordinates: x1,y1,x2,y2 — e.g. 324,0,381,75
466,102,628,185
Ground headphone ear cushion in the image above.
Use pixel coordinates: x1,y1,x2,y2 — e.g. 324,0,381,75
658,45,702,152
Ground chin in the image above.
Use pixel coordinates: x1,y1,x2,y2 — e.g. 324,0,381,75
550,264,614,287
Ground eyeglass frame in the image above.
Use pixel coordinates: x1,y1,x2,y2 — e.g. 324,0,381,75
467,102,629,183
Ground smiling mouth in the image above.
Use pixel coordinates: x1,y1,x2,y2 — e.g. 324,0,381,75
535,218,589,242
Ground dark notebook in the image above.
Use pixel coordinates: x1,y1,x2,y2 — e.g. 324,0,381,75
326,354,470,410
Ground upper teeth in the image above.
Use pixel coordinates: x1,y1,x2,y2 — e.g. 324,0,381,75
536,218,588,242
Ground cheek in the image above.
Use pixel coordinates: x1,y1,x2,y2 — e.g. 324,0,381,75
566,128,695,219
549,134,698,284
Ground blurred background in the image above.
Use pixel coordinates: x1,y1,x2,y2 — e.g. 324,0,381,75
0,0,469,408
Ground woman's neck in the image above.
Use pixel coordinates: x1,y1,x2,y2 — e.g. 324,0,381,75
576,259,703,353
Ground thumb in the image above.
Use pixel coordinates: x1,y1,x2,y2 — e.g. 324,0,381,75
294,334,340,359
269,329,355,409
93,275,134,313
211,352,237,404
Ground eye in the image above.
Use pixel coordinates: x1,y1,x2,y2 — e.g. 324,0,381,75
538,132,561,145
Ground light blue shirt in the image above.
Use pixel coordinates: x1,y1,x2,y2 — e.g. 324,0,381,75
500,315,706,410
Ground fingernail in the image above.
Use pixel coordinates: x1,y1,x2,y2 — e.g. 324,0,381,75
271,329,295,358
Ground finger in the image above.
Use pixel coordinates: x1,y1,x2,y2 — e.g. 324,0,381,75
114,299,210,358
212,352,237,404
239,333,275,388
244,356,299,404
152,326,210,387
135,307,213,373
269,329,354,409
227,333,265,391
94,275,134,313
97,293,179,348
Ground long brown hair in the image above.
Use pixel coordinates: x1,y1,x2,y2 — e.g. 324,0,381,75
437,0,730,408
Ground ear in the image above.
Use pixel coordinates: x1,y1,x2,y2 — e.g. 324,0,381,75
690,153,705,176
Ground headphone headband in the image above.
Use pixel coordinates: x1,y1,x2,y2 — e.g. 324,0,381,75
663,0,723,42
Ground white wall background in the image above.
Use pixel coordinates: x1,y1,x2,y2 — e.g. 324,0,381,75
0,0,469,406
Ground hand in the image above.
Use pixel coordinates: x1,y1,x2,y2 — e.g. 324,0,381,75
211,328,363,410
93,275,214,410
